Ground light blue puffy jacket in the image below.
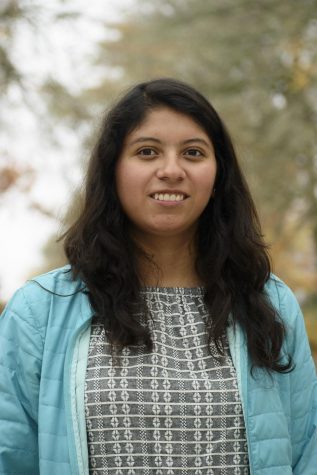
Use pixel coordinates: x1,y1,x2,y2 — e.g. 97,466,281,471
0,266,316,474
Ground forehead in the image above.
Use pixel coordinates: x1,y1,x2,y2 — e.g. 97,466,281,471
125,107,212,144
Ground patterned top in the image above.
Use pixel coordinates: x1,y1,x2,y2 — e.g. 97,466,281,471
85,287,249,474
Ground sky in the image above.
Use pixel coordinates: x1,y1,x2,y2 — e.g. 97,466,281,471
0,0,134,301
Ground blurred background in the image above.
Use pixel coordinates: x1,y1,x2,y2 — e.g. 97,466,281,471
1,0,316,358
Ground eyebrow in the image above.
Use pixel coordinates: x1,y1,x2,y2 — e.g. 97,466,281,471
128,136,212,148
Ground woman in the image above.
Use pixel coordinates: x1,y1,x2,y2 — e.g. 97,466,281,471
0,78,316,475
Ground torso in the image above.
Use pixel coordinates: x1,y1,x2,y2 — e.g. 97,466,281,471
85,287,249,474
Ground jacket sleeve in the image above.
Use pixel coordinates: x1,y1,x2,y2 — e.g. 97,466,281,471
0,287,43,475
278,282,317,474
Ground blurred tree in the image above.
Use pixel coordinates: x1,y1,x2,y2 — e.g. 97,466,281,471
0,0,23,90
0,0,94,299
0,0,88,196
0,160,33,193
31,189,84,276
89,0,317,286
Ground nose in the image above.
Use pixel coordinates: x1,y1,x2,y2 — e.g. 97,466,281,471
156,154,186,181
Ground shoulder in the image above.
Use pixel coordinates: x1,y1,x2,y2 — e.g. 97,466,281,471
2,265,85,339
264,274,312,359
264,273,302,329
13,263,82,294
27,264,84,294
5,265,83,310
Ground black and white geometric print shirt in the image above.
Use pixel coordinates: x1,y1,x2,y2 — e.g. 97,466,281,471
85,287,249,475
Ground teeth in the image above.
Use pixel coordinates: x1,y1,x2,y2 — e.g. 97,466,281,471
153,193,185,201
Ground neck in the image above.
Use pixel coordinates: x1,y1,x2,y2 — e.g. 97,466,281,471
132,231,202,288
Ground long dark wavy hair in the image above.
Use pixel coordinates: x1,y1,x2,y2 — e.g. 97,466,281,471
64,78,292,373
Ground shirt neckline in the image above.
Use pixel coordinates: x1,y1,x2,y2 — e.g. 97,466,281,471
140,286,205,296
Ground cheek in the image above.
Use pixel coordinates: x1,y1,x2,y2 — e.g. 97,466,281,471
116,163,145,208
196,165,217,198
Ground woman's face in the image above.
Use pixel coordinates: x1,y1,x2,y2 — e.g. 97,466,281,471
116,107,217,242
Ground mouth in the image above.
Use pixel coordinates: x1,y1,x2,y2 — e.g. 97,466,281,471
150,192,188,202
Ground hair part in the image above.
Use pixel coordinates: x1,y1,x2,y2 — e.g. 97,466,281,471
63,78,292,373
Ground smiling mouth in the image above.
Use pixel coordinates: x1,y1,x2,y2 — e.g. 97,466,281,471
151,193,187,202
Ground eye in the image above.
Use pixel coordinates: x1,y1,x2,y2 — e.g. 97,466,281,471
184,148,205,158
138,147,157,157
